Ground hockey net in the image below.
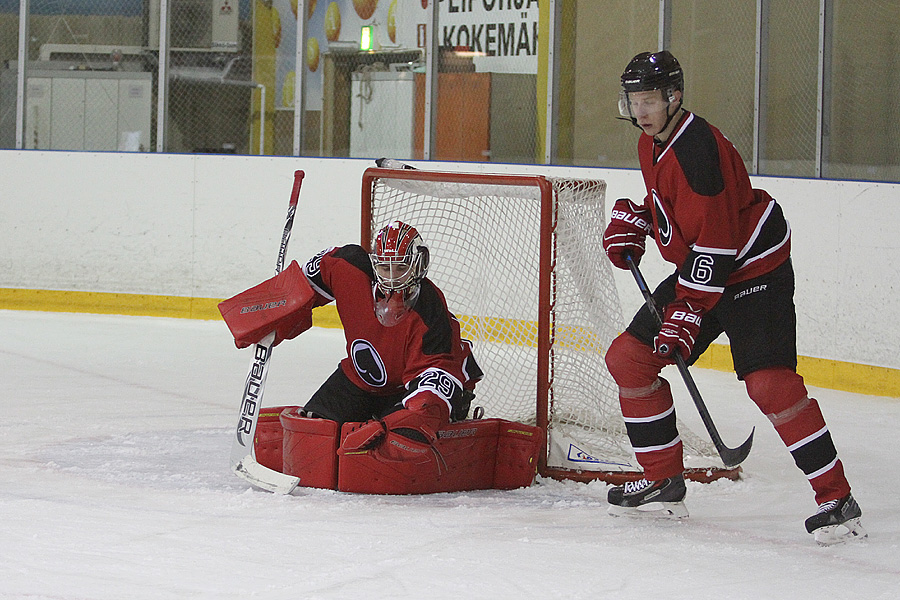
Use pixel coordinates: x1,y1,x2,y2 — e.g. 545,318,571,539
361,167,737,483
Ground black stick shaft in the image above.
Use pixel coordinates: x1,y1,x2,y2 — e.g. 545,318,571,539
625,255,753,468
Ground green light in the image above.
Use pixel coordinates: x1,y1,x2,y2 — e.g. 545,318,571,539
360,25,373,52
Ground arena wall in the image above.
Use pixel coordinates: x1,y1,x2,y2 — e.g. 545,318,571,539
1,150,898,396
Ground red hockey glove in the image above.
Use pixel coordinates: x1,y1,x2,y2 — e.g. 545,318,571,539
603,198,653,270
654,300,703,361
338,393,450,458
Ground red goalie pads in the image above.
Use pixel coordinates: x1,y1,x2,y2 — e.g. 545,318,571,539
218,260,315,348
249,408,543,494
280,406,340,490
337,419,543,494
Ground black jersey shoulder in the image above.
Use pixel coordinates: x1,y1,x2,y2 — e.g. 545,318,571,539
413,279,454,356
333,244,375,279
672,115,725,197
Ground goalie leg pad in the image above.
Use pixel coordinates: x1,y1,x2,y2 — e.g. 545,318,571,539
337,419,542,494
280,407,340,490
492,423,543,490
253,405,295,473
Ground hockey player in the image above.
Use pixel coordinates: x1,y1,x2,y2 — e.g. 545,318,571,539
301,220,482,459
602,50,865,544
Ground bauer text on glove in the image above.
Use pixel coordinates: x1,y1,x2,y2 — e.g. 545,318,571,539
603,198,653,269
654,300,703,361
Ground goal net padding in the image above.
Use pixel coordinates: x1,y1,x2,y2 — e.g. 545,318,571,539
361,167,739,484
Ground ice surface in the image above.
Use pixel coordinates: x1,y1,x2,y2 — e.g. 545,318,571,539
2,310,898,599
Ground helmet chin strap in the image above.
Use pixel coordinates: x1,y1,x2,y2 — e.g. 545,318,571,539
655,101,683,140
620,97,683,136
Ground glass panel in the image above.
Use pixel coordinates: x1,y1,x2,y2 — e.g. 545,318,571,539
6,1,152,152
759,0,819,177
433,1,540,164
566,0,657,168
307,1,541,163
308,0,422,159
825,0,900,181
164,0,253,154
0,4,19,149
669,0,757,169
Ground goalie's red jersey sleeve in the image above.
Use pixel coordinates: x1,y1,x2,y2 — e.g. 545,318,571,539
639,112,791,312
302,244,482,407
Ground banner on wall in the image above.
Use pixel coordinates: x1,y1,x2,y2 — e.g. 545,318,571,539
438,0,539,75
265,0,539,113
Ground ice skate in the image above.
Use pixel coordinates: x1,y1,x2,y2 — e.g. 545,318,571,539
805,493,867,546
607,474,688,518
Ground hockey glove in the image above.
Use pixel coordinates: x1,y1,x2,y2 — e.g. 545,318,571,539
603,198,653,270
338,393,451,458
654,300,703,361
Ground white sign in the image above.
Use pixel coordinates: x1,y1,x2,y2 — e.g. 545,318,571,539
438,0,540,74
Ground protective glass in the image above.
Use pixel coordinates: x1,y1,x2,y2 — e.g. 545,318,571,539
373,284,420,327
618,89,671,119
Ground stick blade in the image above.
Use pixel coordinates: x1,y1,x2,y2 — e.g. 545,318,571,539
719,427,755,468
232,454,300,495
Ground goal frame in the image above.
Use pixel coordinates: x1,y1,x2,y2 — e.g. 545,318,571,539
361,167,740,484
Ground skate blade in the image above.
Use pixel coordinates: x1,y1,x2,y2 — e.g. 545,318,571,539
608,501,689,519
813,518,868,546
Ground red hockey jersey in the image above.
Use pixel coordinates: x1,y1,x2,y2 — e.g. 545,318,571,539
638,111,791,312
302,244,482,407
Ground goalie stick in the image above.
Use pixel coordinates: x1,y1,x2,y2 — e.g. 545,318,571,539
229,170,305,494
626,254,754,468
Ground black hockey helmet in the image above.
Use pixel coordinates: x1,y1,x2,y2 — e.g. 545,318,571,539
618,51,684,130
621,50,684,95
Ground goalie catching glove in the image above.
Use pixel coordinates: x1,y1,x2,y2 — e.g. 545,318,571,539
603,198,653,269
339,393,451,461
654,300,703,361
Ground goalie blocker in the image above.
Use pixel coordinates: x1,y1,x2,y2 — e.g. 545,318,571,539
253,406,543,494
218,260,315,348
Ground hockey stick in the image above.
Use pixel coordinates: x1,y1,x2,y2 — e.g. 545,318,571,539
229,170,305,494
625,254,754,468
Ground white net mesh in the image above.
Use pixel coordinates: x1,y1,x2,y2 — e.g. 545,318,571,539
365,169,722,478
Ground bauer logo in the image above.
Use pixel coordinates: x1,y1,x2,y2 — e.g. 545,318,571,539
236,342,270,447
437,428,477,439
240,299,287,314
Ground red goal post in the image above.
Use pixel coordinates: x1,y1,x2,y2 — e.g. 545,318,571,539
361,166,739,484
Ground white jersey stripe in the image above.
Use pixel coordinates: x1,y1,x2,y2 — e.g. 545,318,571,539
622,404,676,423
633,436,682,453
787,425,828,452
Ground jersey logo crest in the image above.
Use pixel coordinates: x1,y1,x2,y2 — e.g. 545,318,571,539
350,339,387,387
652,190,672,246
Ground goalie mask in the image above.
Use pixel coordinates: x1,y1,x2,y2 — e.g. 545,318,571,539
370,221,430,327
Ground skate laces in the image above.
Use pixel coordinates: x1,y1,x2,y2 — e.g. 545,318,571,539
815,499,839,514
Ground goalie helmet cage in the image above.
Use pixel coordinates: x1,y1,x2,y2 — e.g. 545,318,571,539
361,167,739,484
